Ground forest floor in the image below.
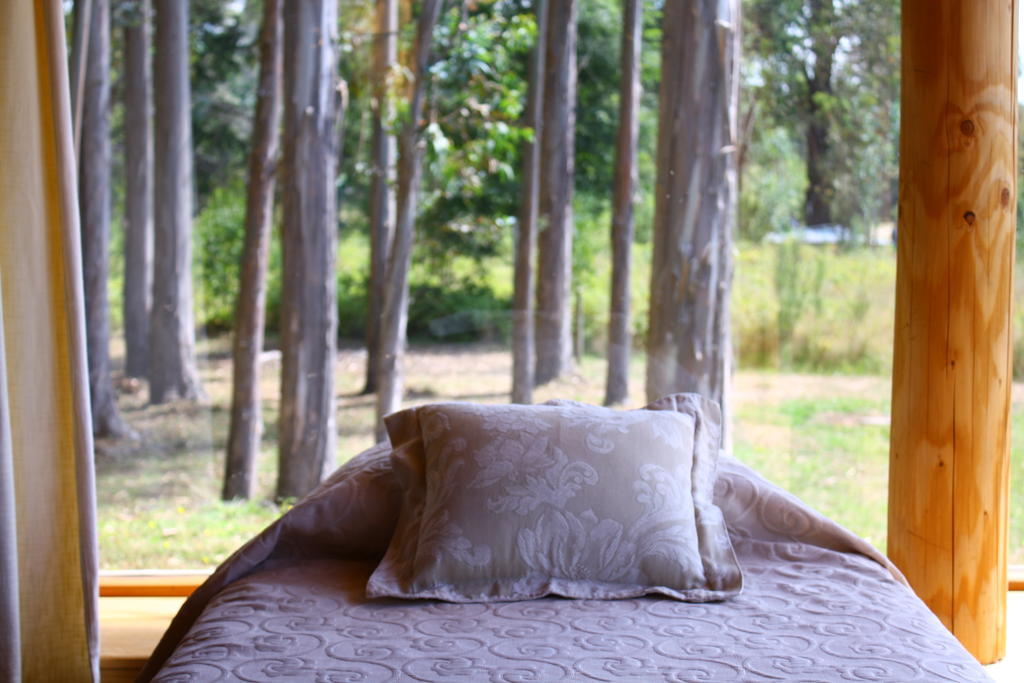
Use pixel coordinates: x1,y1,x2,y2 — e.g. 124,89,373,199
95,340,1024,568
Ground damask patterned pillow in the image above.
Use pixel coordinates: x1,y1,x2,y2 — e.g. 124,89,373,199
366,396,741,602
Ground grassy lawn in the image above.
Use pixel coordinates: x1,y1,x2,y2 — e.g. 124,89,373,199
97,342,1024,568
732,385,891,550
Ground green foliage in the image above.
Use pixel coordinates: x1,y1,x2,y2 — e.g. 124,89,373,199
738,127,807,241
575,0,621,195
407,281,512,342
573,224,652,356
417,1,534,265
336,1,375,215
406,243,514,342
773,241,824,365
192,181,284,337
193,183,247,331
570,196,652,356
733,245,896,373
335,229,371,341
743,0,900,231
190,0,259,204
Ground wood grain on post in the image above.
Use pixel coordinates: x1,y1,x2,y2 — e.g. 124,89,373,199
889,0,1016,664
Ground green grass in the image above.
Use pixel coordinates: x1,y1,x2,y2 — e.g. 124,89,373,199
1011,399,1024,565
733,378,1024,562
733,393,891,551
99,499,286,568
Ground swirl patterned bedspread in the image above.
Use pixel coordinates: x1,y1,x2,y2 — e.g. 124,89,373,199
143,446,989,682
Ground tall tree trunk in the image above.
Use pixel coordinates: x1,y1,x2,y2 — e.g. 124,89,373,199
122,0,152,379
151,0,202,403
362,0,398,396
511,0,547,405
277,0,340,500
375,0,443,439
70,0,93,159
804,115,832,225
646,0,740,428
79,0,130,437
803,0,837,226
223,0,283,501
604,0,642,406
534,0,577,385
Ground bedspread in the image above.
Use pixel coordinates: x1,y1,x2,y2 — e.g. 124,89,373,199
141,446,990,682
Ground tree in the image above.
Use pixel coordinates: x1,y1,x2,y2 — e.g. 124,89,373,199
78,0,131,437
122,0,152,380
744,0,899,232
801,0,836,225
375,0,444,438
743,0,837,226
406,3,534,279
363,0,398,396
277,0,341,499
151,0,203,403
511,0,547,405
603,0,642,406
646,0,740,420
534,0,577,385
223,0,282,501
69,0,91,158
190,0,259,204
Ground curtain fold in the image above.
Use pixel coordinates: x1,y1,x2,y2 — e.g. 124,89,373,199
0,1,100,681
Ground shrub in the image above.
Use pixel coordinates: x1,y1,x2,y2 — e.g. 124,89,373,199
733,244,896,373
193,183,247,332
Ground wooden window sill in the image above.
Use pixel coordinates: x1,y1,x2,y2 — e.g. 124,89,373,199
99,595,186,682
100,569,212,597
98,571,210,681
1010,565,1024,591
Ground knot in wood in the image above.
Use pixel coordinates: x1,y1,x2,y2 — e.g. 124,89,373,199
1001,187,1012,207
963,210,976,226
959,119,975,136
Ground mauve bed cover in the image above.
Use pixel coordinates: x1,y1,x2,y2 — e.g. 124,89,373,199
139,443,990,682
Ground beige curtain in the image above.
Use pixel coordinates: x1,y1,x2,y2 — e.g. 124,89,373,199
0,1,100,681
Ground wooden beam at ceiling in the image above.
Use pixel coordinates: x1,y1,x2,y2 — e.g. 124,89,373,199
889,0,1016,665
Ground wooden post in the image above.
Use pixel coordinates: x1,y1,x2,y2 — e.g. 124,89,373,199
889,0,1016,664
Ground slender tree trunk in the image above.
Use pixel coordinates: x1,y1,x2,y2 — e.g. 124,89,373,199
70,0,93,159
223,0,282,501
277,0,340,500
511,0,547,405
375,0,443,439
362,0,398,396
804,109,832,225
646,0,740,430
534,0,577,385
604,0,642,406
803,0,837,226
573,285,584,361
79,0,130,438
122,0,152,379
150,0,202,403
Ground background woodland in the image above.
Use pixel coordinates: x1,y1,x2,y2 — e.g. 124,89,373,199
67,0,1024,566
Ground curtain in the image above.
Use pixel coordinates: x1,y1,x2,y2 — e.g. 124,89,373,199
0,1,100,681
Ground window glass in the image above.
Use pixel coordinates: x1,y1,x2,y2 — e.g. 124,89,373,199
92,1,1021,572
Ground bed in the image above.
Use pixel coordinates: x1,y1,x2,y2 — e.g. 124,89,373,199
139,398,990,682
